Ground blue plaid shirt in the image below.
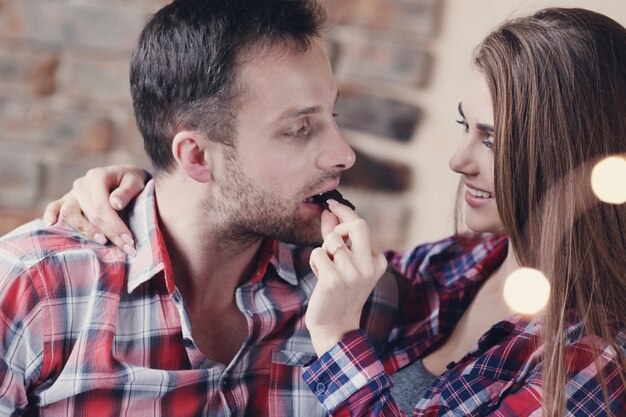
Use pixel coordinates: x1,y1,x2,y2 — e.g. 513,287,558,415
302,235,626,416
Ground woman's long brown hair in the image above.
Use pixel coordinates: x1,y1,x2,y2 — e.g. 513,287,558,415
473,8,626,416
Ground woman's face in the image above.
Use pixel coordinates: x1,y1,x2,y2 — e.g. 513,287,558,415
449,69,503,233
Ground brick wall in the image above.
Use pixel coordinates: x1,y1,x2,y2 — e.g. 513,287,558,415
0,0,441,249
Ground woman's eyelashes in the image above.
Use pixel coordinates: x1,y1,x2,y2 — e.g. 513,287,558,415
456,118,469,133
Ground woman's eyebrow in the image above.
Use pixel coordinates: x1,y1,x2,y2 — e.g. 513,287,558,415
459,102,494,133
477,123,494,133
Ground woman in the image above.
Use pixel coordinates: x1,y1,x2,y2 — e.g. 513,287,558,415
44,7,626,417
304,7,626,417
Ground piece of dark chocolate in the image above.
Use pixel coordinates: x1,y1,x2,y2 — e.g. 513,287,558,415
311,189,356,211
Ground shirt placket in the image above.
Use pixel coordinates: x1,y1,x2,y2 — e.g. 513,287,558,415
171,287,237,416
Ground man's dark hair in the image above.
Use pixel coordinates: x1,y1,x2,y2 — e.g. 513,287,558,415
130,0,327,172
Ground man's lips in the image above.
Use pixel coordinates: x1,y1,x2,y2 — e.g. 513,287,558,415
303,180,340,203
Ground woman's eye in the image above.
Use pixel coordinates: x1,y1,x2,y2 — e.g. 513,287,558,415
482,139,494,149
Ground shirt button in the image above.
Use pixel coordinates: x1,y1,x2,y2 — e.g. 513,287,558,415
182,338,193,347
221,378,230,390
445,361,456,370
315,382,326,394
510,381,523,393
478,403,491,416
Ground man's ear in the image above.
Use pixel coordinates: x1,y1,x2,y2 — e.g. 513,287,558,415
171,130,213,183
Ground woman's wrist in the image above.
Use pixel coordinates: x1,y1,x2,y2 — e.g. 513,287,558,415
310,326,360,356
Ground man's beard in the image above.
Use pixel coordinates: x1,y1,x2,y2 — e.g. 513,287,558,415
208,148,330,247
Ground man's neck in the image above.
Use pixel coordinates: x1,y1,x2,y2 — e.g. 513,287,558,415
154,177,264,315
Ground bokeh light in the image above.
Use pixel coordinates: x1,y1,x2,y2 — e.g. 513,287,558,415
503,268,550,315
591,156,626,204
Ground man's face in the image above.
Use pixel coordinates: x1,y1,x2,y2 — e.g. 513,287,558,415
211,42,356,245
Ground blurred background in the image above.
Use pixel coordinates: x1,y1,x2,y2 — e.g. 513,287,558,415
0,0,624,250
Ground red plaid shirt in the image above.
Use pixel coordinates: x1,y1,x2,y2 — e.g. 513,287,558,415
0,180,404,417
302,235,626,416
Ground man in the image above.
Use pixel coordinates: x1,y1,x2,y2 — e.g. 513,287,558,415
0,0,398,415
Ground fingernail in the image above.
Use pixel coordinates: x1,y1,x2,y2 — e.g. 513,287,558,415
123,244,137,257
327,199,339,207
93,233,107,245
44,215,55,227
112,198,123,210
121,234,134,245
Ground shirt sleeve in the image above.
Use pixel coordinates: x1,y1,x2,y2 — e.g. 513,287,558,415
0,250,45,416
302,330,408,417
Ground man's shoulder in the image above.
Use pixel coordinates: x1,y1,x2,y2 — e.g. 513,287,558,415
0,218,125,275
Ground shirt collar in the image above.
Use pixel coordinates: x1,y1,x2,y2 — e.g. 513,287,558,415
267,241,312,286
125,180,173,294
423,233,509,292
253,240,311,287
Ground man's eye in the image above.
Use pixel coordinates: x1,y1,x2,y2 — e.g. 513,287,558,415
286,125,311,138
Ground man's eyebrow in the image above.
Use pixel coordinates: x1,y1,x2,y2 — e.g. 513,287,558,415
275,92,340,122
280,105,323,121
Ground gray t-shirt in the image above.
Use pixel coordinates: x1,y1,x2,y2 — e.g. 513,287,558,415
390,360,438,415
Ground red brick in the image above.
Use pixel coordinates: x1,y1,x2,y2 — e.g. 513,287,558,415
359,0,442,37
332,30,432,87
32,53,59,96
335,87,422,142
321,0,442,38
0,43,59,97
339,188,412,250
77,118,116,153
0,0,154,53
0,207,42,237
343,148,412,192
0,150,42,207
0,97,119,151
57,51,131,103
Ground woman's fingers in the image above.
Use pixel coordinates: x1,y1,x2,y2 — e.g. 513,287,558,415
323,201,378,276
108,166,147,210
307,203,389,356
320,209,340,239
321,231,348,257
43,195,64,226
326,199,360,222
72,179,134,252
43,165,146,256
307,247,363,354
58,196,107,245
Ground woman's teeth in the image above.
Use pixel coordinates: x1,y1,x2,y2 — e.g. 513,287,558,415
468,187,493,198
